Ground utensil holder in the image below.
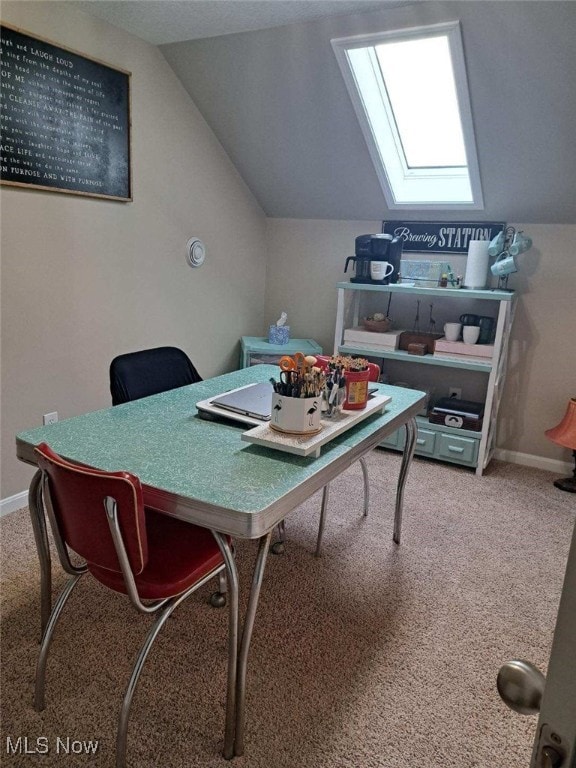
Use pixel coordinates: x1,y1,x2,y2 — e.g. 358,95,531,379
270,393,321,433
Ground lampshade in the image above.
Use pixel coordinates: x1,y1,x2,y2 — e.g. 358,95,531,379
545,398,576,449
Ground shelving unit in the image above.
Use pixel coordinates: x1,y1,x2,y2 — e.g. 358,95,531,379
333,282,517,475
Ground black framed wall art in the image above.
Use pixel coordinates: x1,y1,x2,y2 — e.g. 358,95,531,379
0,23,132,201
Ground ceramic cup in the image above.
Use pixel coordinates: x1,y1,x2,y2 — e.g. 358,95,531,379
463,325,481,344
444,322,462,342
370,261,394,281
491,255,518,277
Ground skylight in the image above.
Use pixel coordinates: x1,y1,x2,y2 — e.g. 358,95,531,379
332,22,483,209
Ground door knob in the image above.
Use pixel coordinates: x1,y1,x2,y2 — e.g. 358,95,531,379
497,659,545,715
498,662,566,767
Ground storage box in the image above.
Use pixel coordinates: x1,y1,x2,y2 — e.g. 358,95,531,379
433,338,494,358
429,411,483,431
343,327,403,349
398,331,443,354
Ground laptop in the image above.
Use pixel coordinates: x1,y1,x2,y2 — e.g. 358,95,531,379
204,382,273,422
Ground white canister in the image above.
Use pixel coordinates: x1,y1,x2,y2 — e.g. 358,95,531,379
271,393,321,434
464,240,490,289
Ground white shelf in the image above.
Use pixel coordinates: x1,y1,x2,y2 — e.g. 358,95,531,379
336,281,515,301
334,282,517,475
339,345,493,372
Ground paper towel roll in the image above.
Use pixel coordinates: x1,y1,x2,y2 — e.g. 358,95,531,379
464,240,490,289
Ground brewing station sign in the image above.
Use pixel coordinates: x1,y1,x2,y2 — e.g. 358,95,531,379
383,221,505,254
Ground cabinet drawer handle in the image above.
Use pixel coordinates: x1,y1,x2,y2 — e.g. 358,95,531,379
448,446,465,453
416,439,426,445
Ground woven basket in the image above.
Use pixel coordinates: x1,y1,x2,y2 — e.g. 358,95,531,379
363,318,392,333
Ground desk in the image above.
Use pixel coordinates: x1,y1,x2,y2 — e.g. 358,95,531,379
16,365,424,759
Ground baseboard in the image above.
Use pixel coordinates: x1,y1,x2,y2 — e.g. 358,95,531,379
1,450,571,516
493,449,572,475
0,490,28,518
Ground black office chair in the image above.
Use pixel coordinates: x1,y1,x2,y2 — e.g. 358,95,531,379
109,347,228,606
110,346,202,406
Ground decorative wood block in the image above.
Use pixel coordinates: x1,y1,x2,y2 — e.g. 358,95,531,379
407,343,427,356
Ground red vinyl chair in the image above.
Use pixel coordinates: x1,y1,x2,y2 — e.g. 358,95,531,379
33,442,238,767
108,347,228,608
276,355,381,557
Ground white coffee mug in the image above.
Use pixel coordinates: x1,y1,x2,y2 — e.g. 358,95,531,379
444,322,462,342
463,325,481,344
370,261,394,281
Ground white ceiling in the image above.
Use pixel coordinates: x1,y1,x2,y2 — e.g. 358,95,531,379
68,0,576,223
72,0,406,44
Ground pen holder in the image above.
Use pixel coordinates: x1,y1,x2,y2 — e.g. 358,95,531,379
268,325,290,345
270,392,321,434
343,369,370,410
322,384,345,418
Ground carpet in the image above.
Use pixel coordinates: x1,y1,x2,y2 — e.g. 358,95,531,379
1,453,574,767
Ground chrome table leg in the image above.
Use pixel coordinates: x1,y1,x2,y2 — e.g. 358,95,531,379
212,533,240,761
359,456,369,517
28,470,52,639
234,532,271,757
393,417,417,545
315,484,330,558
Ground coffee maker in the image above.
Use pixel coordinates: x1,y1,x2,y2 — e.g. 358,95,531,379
344,234,403,284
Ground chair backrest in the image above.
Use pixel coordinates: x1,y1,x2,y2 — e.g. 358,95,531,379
35,443,148,575
109,346,202,405
314,355,381,382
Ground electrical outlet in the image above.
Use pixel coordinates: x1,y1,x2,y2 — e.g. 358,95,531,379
448,387,462,399
43,412,58,425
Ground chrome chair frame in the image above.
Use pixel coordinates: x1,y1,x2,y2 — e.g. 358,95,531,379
35,474,238,768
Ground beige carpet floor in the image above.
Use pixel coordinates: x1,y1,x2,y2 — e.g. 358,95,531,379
1,453,574,768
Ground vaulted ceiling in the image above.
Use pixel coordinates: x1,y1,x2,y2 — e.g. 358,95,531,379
74,1,576,223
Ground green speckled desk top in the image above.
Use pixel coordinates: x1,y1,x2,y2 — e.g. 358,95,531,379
17,366,424,538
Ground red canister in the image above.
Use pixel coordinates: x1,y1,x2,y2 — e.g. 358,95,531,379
343,369,370,409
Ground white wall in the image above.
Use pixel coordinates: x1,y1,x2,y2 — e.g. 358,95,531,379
265,219,576,467
2,4,574,502
0,2,268,498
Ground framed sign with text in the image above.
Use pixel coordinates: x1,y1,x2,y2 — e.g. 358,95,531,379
382,221,505,254
0,23,132,201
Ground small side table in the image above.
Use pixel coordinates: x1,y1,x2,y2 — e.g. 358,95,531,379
240,336,323,369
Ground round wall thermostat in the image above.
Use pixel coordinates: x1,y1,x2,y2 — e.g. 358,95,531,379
186,238,206,268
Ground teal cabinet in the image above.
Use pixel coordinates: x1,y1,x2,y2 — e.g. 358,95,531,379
437,433,478,464
381,424,437,455
240,336,322,369
379,417,480,468
414,427,437,456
